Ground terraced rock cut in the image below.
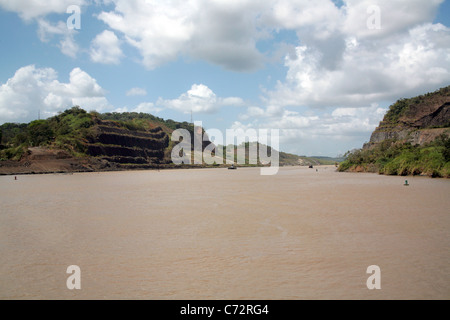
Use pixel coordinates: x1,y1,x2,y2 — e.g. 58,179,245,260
86,121,170,164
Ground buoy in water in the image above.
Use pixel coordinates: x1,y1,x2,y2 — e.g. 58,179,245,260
404,180,409,186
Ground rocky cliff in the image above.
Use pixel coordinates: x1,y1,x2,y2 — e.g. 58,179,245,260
339,86,450,177
0,107,331,174
366,86,450,148
85,120,170,166
0,108,198,174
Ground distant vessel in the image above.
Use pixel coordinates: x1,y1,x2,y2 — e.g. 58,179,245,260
309,165,313,168
228,164,237,170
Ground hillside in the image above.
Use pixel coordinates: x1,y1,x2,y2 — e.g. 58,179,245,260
217,142,338,167
367,86,450,146
0,107,323,175
0,107,196,174
338,86,450,177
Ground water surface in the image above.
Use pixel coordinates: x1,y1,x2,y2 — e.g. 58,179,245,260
0,167,448,299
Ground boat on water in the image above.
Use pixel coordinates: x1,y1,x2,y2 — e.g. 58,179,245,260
228,164,237,170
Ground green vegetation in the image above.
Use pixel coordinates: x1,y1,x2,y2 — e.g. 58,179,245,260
0,123,27,145
338,135,450,178
307,157,342,165
0,107,96,159
0,107,192,161
0,106,337,169
100,112,193,132
339,86,450,178
384,98,410,124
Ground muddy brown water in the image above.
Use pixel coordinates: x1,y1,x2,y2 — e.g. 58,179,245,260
0,166,449,299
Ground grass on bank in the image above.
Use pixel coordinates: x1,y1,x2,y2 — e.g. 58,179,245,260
338,134,450,178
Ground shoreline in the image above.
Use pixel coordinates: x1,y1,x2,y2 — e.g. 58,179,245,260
0,146,336,176
0,159,287,176
0,162,226,176
0,157,337,176
2,159,447,178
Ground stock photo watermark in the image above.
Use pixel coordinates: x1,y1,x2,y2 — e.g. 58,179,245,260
66,265,81,290
366,265,381,290
66,5,81,30
64,4,381,31
64,265,381,293
367,5,382,30
170,122,280,176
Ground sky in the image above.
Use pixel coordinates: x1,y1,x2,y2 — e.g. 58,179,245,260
0,0,449,157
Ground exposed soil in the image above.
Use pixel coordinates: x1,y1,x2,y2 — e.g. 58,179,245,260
0,147,227,175
0,147,103,175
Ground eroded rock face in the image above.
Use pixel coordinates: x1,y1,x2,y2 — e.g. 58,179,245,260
86,121,170,164
369,128,449,146
410,102,450,128
369,130,410,144
368,88,450,147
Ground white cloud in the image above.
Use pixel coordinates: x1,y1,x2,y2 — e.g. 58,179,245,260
113,102,162,114
93,0,342,71
97,0,267,71
36,19,66,41
1,1,86,58
342,0,444,39
239,103,386,135
0,65,110,123
0,1,84,57
90,30,124,64
37,19,79,58
267,22,450,108
1,0,448,156
187,0,266,71
134,102,162,114
2,0,448,79
255,0,449,113
66,68,106,98
6,0,445,81
268,0,343,38
235,103,387,155
59,33,79,58
92,0,449,84
238,106,266,121
97,0,197,69
0,0,86,21
126,87,147,97
157,84,244,114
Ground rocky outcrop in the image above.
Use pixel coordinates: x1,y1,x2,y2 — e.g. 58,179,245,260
85,120,170,164
0,109,220,174
369,128,449,146
410,102,450,128
366,86,450,148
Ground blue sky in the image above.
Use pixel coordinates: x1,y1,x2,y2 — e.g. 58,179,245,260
0,0,449,157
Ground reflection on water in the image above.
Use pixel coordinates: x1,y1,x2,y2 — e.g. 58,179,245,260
0,167,449,299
